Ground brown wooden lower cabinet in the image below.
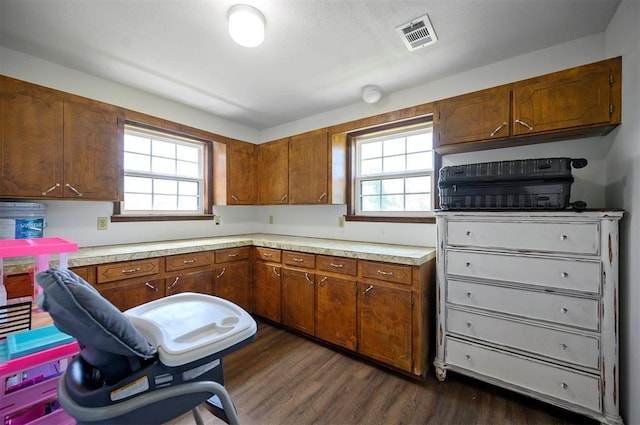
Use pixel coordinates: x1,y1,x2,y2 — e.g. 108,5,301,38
99,277,164,311
166,269,213,297
253,261,281,322
315,274,356,350
214,261,249,311
282,268,315,335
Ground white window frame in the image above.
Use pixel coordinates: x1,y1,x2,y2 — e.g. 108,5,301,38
354,123,434,217
122,125,206,215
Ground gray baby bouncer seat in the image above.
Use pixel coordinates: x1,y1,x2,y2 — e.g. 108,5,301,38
36,268,256,425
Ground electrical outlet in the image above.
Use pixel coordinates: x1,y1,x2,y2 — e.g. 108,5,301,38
97,217,108,230
268,215,274,224
214,215,221,225
338,216,345,227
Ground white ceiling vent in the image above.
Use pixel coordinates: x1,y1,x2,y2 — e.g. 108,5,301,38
396,14,438,52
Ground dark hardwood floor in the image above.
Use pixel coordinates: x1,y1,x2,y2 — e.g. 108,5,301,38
167,320,598,425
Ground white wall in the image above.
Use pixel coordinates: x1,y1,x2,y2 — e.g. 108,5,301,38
604,1,640,424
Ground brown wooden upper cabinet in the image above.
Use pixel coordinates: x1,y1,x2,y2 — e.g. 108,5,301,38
289,128,329,204
0,76,123,201
227,140,257,204
257,137,289,204
434,57,622,154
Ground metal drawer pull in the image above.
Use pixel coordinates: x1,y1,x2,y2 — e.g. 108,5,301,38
330,263,343,268
561,382,568,390
122,267,141,274
561,234,568,241
318,192,327,202
41,183,61,196
319,276,328,286
515,119,534,130
561,272,569,278
167,276,180,290
561,307,569,314
280,194,288,202
363,285,374,295
293,258,304,262
304,273,314,285
216,268,226,279
272,266,280,277
227,253,238,257
66,183,83,197
490,121,507,137
377,270,393,276
145,282,158,292
182,259,197,264
231,194,239,202
263,253,273,257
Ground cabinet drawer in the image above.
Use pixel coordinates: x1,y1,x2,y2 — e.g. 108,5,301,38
97,258,160,284
255,247,281,262
447,279,599,331
447,307,600,369
447,220,599,255
215,247,250,263
166,251,213,272
359,261,412,285
446,338,601,412
316,255,357,276
282,251,315,269
446,250,601,294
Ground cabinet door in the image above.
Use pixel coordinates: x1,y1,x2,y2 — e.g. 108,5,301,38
253,262,282,322
256,138,289,204
288,128,328,204
228,140,256,204
358,282,412,372
0,77,64,198
282,268,315,335
166,269,213,297
316,275,356,350
434,86,511,148
512,58,617,136
63,98,123,200
214,261,250,311
99,278,164,311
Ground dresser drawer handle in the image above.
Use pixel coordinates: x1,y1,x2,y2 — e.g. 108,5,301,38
363,285,374,295
304,273,314,285
377,270,393,276
167,276,180,290
319,276,328,286
330,263,343,268
182,259,197,264
122,267,141,274
145,282,158,292
561,382,569,390
227,253,238,257
293,258,304,262
263,253,273,257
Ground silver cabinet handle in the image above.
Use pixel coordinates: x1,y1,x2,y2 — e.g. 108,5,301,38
66,183,83,197
515,119,534,131
293,257,304,262
145,282,159,292
272,266,280,277
231,194,239,202
363,284,374,295
490,121,507,137
319,276,328,286
42,183,61,196
263,253,273,257
122,267,141,274
167,276,180,290
304,273,314,285
216,267,226,279
183,259,197,264
280,194,288,203
377,269,393,276
330,263,343,268
318,192,327,202
227,253,238,257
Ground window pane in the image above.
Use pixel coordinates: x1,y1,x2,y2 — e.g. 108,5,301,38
178,196,199,210
177,145,199,162
124,152,150,172
407,152,432,171
361,158,382,175
381,178,403,194
383,155,405,173
155,179,177,195
361,180,380,195
124,193,152,210
125,176,152,193
124,135,151,154
179,181,199,196
361,141,382,160
152,157,176,174
153,140,176,158
406,194,431,211
407,133,432,152
380,195,403,211
154,195,177,210
177,160,199,178
406,176,431,193
361,195,380,211
383,138,405,156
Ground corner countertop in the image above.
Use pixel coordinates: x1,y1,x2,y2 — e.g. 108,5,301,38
3,233,436,274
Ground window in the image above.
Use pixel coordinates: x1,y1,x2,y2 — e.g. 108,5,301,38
350,119,435,219
122,125,206,215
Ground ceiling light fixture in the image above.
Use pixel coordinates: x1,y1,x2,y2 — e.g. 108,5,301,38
228,4,265,48
362,85,382,104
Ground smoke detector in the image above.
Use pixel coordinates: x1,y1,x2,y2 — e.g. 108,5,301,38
396,13,438,51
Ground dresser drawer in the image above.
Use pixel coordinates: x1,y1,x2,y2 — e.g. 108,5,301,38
97,258,161,284
282,251,315,269
359,261,412,285
255,247,281,262
447,220,600,255
317,255,357,276
446,338,601,412
447,307,600,369
446,250,601,294
166,251,213,272
215,247,250,263
447,280,599,331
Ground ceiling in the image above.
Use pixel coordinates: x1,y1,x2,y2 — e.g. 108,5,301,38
0,0,621,131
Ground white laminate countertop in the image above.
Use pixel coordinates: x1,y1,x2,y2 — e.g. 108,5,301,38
3,233,436,275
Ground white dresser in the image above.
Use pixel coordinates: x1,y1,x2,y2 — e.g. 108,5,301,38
434,211,623,425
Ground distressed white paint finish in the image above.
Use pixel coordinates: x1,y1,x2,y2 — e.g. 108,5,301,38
434,210,623,425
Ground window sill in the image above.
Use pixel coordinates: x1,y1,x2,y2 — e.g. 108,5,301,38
111,214,214,223
345,215,435,224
